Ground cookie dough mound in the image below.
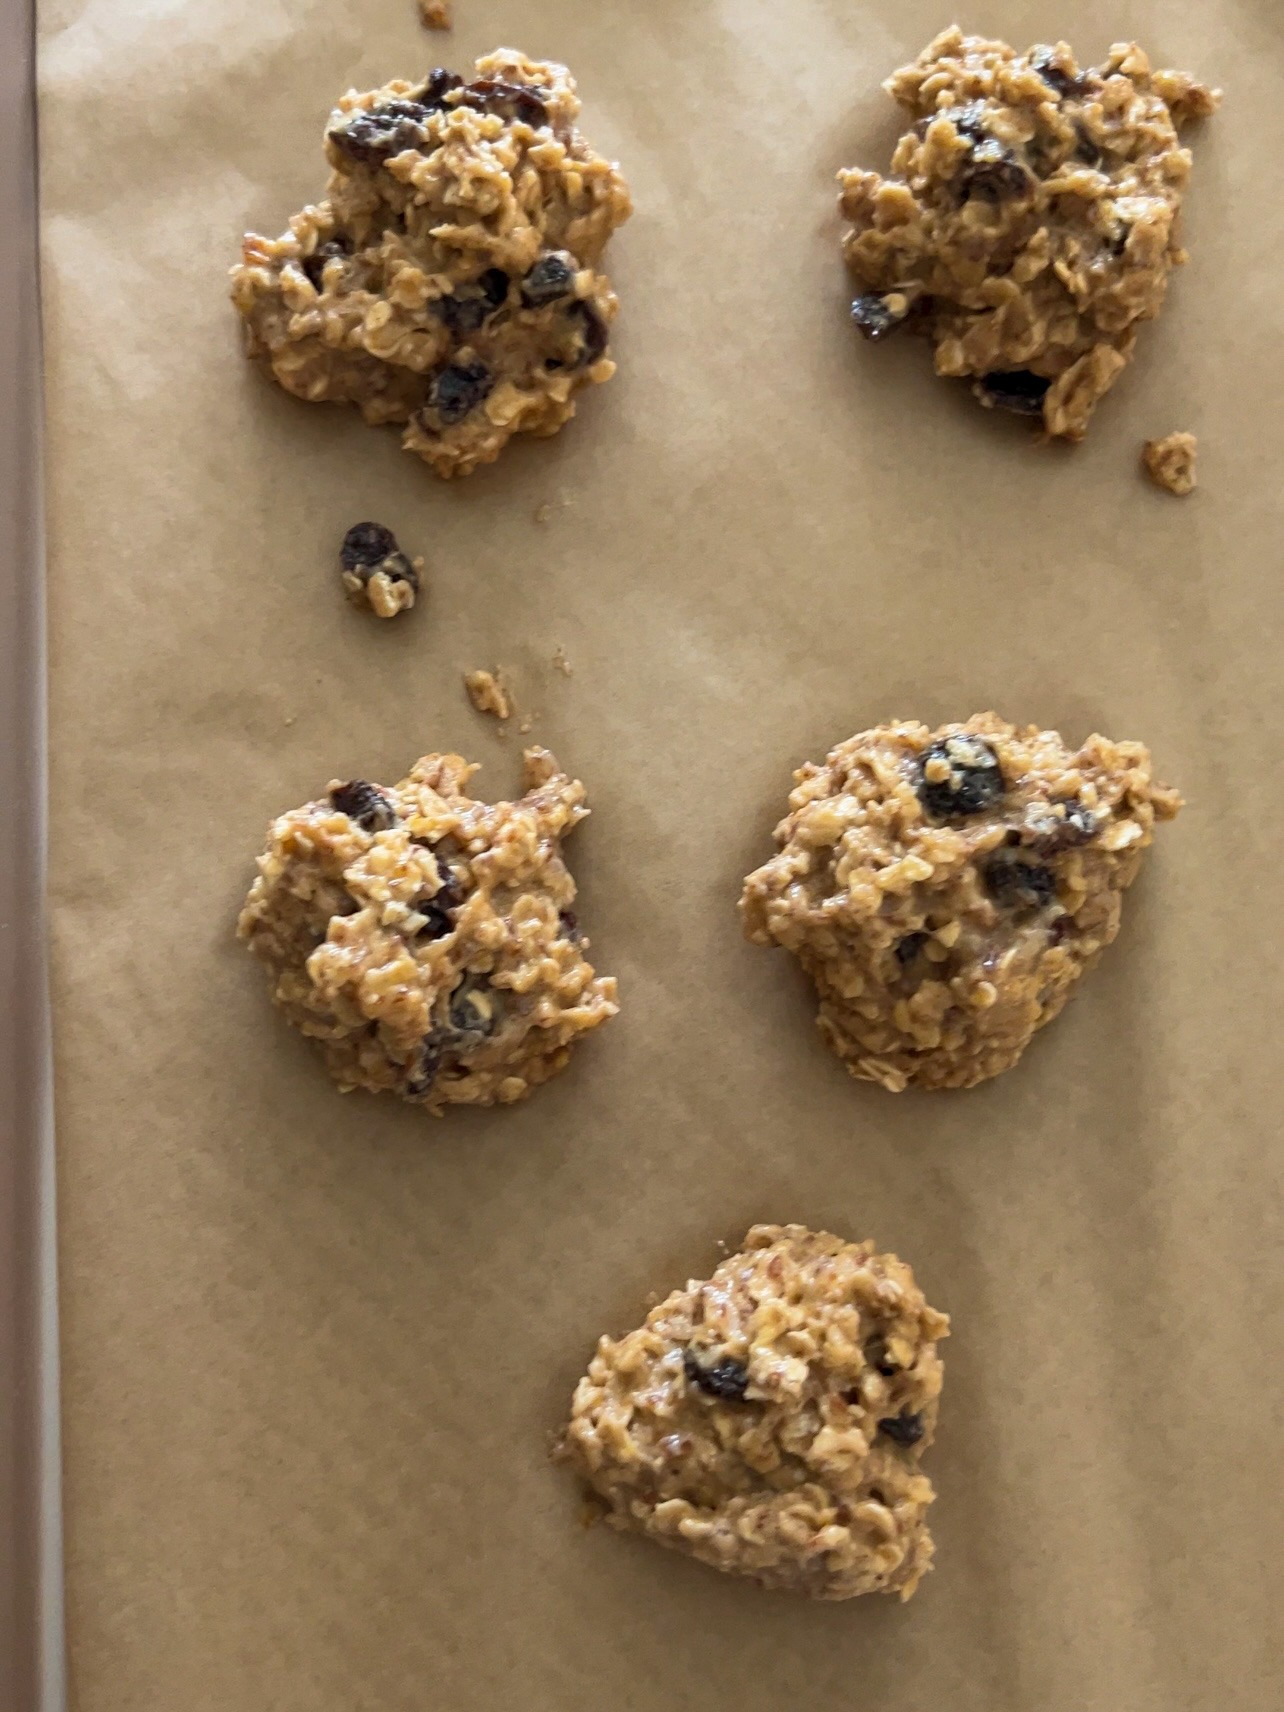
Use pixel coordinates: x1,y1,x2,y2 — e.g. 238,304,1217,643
231,50,632,478
238,748,618,1111
740,714,1182,1092
559,1224,948,1600
839,28,1219,440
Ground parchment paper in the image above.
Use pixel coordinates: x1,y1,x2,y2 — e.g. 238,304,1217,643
37,2,1284,1708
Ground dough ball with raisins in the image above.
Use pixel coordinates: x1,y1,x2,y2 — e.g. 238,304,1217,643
740,713,1181,1091
231,50,632,478
238,748,618,1112
840,29,1218,439
558,1224,948,1600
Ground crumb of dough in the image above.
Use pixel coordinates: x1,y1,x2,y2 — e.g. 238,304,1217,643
465,668,512,721
517,712,538,735
740,713,1182,1092
238,749,617,1113
418,0,452,29
230,51,632,479
339,521,421,617
1142,430,1197,495
553,645,573,677
533,502,553,525
557,1223,948,1600
839,29,1219,440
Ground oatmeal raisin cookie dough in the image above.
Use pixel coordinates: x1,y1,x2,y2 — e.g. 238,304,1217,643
238,748,617,1112
340,521,421,616
740,714,1182,1092
230,51,632,478
559,1224,948,1601
840,29,1219,439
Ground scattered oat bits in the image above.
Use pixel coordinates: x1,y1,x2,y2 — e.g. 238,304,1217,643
839,28,1219,440
1142,430,1197,495
230,51,632,478
418,0,452,30
464,668,512,721
558,1224,948,1600
238,749,617,1113
740,714,1182,1091
339,521,421,617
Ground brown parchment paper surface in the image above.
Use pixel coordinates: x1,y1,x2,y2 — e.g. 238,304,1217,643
37,2,1284,1708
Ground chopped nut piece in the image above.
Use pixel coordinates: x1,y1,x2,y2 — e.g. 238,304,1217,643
418,0,451,28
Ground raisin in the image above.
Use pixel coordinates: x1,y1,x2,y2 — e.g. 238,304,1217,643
878,1409,924,1447
302,235,352,290
434,294,486,335
329,99,431,165
329,780,396,831
521,252,576,307
1047,915,1073,947
977,370,1051,417
427,358,493,425
1030,48,1087,99
933,100,988,140
917,735,1005,820
340,521,395,570
339,522,418,593
413,871,463,941
558,908,581,942
1024,799,1097,856
571,301,609,367
960,138,1032,202
866,1337,901,1376
405,1038,442,1098
1074,126,1104,168
460,77,548,127
434,268,511,334
479,268,511,310
895,932,928,966
850,293,907,342
415,68,464,107
984,853,1057,910
446,979,498,1041
683,1350,750,1401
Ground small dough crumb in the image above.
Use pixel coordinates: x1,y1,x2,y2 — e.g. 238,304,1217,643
465,668,512,721
418,0,452,29
1142,430,1197,495
238,749,618,1112
518,712,538,735
533,503,553,525
553,645,573,677
340,521,420,618
558,1223,948,1600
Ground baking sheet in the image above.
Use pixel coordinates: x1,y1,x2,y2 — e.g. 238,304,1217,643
2,0,64,1706
37,1,1284,1708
